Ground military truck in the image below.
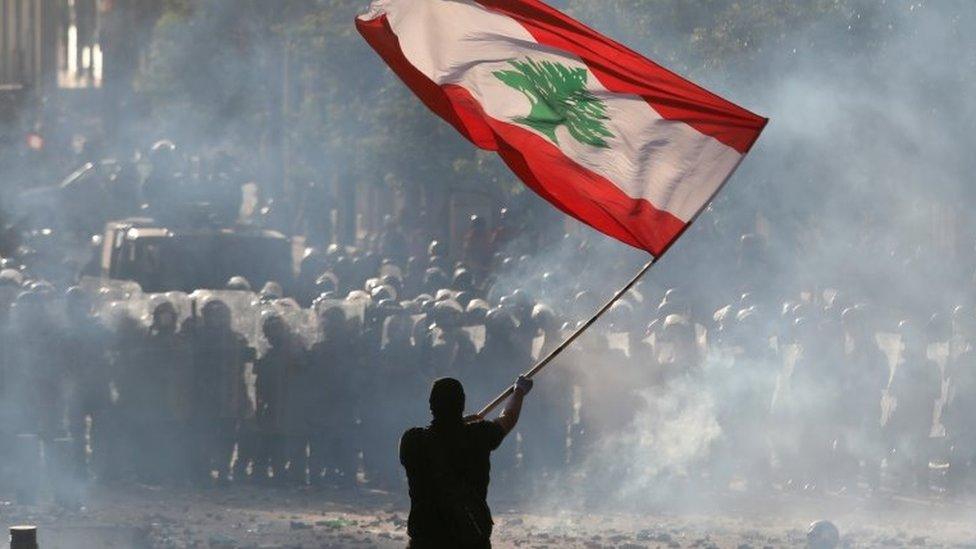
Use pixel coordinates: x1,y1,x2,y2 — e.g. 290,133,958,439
99,218,294,293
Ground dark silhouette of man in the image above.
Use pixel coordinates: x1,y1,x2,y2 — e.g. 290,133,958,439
400,375,533,548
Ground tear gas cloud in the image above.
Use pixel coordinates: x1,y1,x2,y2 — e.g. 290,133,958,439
488,0,976,510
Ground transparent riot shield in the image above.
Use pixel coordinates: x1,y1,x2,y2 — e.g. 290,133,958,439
380,310,415,349
465,324,487,353
877,330,902,428
251,297,316,356
188,289,262,349
79,276,143,306
98,299,148,343
310,298,366,344
141,291,192,329
343,294,369,328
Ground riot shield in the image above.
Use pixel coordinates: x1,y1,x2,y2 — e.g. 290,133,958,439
79,276,143,305
251,297,316,356
142,291,192,328
188,289,262,349
310,298,366,344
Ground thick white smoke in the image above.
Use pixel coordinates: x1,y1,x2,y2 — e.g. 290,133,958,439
487,0,976,512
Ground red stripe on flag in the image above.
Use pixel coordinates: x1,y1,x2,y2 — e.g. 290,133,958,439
473,0,768,155
356,13,686,255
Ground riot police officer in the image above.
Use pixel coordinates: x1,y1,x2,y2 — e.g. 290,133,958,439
253,312,309,484
307,306,358,487
189,298,255,483
137,300,191,483
61,287,111,478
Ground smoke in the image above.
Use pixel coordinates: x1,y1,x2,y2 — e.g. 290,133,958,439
604,381,722,493
478,0,976,512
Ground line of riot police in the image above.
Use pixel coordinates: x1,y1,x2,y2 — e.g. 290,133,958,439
0,213,971,503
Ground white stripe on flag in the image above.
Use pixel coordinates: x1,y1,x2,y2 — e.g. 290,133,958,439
361,0,742,223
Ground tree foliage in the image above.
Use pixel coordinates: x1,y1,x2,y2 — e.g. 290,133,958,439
139,0,884,211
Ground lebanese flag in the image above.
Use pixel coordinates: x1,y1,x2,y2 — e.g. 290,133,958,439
356,0,767,256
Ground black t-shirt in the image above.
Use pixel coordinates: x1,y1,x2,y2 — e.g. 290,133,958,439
400,419,507,544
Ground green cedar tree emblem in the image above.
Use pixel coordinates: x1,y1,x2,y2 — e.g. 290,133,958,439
492,58,614,148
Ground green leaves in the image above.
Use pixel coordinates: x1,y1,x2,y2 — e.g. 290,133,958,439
493,58,614,148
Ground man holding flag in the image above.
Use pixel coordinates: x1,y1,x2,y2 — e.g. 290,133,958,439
356,0,766,545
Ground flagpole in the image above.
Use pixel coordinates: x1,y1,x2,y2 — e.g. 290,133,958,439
475,256,658,419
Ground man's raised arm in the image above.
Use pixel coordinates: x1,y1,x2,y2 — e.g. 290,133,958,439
494,375,533,434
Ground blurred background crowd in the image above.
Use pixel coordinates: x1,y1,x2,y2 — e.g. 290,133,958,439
0,137,971,507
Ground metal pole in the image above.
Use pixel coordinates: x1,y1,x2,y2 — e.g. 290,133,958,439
475,256,657,418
